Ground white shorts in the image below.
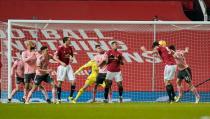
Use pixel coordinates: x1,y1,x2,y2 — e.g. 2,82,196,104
164,65,177,80
106,71,123,82
57,65,75,81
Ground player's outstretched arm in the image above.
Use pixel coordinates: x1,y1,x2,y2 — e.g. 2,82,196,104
140,46,158,54
74,60,92,75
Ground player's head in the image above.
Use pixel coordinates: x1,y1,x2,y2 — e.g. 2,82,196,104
95,44,104,54
168,45,176,52
159,40,167,47
152,41,159,48
63,37,70,45
40,46,48,55
25,40,36,50
111,41,118,50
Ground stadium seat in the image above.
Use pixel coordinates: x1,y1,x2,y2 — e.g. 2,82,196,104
0,0,190,21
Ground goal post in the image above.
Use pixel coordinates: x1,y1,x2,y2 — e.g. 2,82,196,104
1,20,210,103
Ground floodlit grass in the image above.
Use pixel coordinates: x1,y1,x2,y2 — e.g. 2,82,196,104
1,102,210,119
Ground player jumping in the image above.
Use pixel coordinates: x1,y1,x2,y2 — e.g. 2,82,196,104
168,45,200,103
141,41,177,103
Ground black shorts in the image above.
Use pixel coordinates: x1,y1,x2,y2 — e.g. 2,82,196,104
34,74,53,85
96,73,107,85
16,77,24,84
24,73,36,83
177,67,192,83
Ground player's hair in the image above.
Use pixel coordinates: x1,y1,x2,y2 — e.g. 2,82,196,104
168,45,176,51
40,46,48,51
95,44,101,48
63,37,70,43
111,41,117,45
25,40,34,47
152,41,159,48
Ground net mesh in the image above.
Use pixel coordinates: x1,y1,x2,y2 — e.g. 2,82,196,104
1,21,210,103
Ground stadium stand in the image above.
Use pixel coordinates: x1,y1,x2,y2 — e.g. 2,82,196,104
0,0,191,21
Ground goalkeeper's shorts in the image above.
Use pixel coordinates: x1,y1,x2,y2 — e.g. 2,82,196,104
85,75,97,85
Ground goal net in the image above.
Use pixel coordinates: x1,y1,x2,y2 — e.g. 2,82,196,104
1,20,210,103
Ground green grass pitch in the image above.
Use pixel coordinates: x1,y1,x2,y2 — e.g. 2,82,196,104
1,103,210,119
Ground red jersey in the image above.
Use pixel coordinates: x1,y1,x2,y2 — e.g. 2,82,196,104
157,46,176,65
56,45,73,65
106,49,123,72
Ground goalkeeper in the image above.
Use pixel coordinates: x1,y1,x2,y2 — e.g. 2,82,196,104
72,60,101,103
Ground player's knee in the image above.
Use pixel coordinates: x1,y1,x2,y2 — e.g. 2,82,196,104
31,86,37,92
70,81,76,86
52,84,56,89
109,81,112,86
15,87,19,91
166,84,172,90
108,82,112,88
118,85,123,91
71,85,76,89
176,79,181,84
25,84,29,89
79,88,84,93
57,82,62,87
94,84,98,89
117,81,122,86
39,85,44,90
57,86,62,92
189,85,194,90
105,80,110,87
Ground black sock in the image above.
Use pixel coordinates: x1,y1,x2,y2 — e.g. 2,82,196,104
104,87,109,100
70,85,76,97
57,87,62,100
118,86,123,97
166,85,172,101
170,84,176,100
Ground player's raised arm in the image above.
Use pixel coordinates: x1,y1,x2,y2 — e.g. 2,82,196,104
74,60,93,75
140,46,158,54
